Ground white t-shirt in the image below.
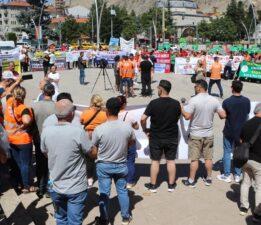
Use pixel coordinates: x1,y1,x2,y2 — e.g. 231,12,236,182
48,72,60,81
118,110,137,126
49,53,56,64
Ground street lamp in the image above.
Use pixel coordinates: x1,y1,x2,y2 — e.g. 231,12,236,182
110,7,116,37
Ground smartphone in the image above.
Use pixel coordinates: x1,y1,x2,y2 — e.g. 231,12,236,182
22,74,33,80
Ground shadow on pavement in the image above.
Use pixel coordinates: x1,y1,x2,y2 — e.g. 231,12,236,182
135,161,207,186
85,188,143,225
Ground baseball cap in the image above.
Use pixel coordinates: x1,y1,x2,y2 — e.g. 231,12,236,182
2,71,15,80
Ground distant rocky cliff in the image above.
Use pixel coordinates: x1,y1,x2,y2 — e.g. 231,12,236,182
69,0,261,15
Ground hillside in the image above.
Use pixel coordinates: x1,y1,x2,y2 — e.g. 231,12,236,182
69,0,261,15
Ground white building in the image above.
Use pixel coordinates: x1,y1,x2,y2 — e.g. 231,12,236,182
158,0,212,38
0,1,31,39
65,5,89,18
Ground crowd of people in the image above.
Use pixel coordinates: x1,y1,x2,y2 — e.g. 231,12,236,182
0,46,260,225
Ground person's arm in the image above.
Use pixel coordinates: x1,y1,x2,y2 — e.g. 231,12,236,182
180,102,193,120
80,129,93,157
216,102,226,119
40,129,48,158
21,108,33,128
2,75,23,97
140,114,150,136
132,121,139,130
88,129,99,159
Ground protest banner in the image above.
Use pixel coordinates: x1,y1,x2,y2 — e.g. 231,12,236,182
154,52,171,73
175,55,244,75
0,51,21,73
75,102,258,160
239,61,261,80
120,37,134,52
31,58,66,72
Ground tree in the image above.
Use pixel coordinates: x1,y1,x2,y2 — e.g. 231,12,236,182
61,16,81,43
7,33,17,43
17,0,50,40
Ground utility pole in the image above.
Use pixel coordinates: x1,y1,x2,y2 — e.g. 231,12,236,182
248,0,257,44
162,6,165,43
94,0,99,48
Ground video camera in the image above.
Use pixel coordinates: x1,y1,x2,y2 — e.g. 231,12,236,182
99,58,108,69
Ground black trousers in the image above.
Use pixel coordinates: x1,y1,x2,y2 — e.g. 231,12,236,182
141,75,151,96
224,66,233,79
35,141,48,193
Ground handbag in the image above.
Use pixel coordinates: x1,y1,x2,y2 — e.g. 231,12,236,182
233,123,261,168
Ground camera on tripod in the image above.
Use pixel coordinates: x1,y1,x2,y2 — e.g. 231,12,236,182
99,58,108,69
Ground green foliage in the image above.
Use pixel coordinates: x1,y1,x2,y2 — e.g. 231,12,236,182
7,33,17,43
198,0,258,43
61,16,82,43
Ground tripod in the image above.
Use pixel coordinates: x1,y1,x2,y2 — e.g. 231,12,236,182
91,67,115,93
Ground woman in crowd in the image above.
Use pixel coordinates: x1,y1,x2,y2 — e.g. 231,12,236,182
117,95,139,189
47,65,60,101
194,59,206,81
4,86,36,193
80,94,107,188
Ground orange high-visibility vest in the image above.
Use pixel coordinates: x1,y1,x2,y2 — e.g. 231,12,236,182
210,62,222,79
120,60,134,78
4,97,33,145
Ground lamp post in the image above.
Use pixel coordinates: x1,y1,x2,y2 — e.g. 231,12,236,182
94,0,99,48
110,7,116,37
247,0,257,44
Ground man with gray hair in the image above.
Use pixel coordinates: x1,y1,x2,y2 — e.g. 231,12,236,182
32,83,56,198
239,103,261,222
41,99,92,224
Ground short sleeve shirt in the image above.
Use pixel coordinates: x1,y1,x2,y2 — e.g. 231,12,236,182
185,93,223,137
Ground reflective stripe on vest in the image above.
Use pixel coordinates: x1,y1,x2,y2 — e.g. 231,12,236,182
211,62,222,79
4,97,32,145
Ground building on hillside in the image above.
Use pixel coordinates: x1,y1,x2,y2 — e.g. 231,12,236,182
0,0,31,39
157,0,212,38
65,5,89,18
49,16,88,30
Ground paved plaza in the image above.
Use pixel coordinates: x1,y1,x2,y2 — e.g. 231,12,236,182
1,68,261,225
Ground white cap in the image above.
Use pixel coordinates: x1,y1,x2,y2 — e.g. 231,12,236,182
2,71,15,80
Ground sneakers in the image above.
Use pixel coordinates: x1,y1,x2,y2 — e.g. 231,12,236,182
217,174,232,183
252,213,261,223
122,215,133,225
127,183,136,189
182,179,196,188
144,183,157,193
168,183,177,192
234,175,241,183
239,207,248,216
203,177,212,186
95,216,109,225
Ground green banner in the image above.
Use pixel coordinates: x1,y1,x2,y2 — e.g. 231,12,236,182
192,45,199,51
180,43,187,49
239,61,261,80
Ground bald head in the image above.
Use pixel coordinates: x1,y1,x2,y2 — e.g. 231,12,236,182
55,99,75,121
254,103,261,117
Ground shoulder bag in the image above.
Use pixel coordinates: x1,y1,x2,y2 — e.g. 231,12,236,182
83,110,100,130
233,123,261,168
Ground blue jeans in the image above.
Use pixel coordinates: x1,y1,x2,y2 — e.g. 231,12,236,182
208,79,223,97
50,190,88,225
96,162,130,220
223,135,241,177
10,143,32,189
79,68,85,84
127,144,136,184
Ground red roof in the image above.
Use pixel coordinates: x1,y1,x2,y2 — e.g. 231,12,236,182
5,1,31,7
51,17,88,24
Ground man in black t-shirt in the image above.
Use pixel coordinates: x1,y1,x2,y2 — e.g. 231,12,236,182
239,103,261,222
141,80,181,193
139,55,153,96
